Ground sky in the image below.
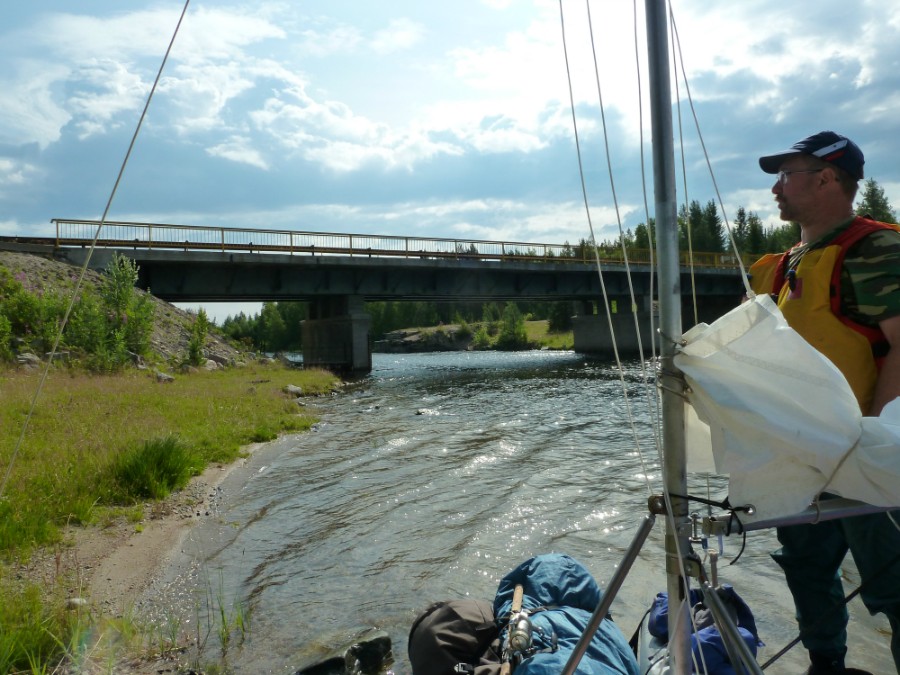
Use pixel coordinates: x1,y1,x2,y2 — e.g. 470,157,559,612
3,0,900,322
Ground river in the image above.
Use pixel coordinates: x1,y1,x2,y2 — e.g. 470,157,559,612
147,351,893,674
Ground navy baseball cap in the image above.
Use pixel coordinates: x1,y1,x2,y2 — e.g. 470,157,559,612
759,131,864,180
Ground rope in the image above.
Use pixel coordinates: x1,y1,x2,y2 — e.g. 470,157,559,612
0,0,192,500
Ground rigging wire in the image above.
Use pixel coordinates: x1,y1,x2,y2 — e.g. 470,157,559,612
556,0,654,499
632,0,661,387
668,11,753,297
561,1,716,672
0,0,192,500
582,0,661,497
669,11,699,327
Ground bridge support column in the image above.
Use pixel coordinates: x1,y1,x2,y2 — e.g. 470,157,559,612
572,296,656,355
301,296,371,374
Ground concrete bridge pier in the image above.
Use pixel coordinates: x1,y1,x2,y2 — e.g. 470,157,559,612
572,297,657,355
301,295,372,374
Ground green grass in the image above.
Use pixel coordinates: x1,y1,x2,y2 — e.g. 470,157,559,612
525,319,574,349
110,435,200,501
0,361,338,674
1,362,337,553
406,319,573,351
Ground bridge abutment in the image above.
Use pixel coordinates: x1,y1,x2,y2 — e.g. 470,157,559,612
572,297,656,355
301,296,372,374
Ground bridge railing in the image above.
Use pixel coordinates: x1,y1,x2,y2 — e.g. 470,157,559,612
48,219,750,269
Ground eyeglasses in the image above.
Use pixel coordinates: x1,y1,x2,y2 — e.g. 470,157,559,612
776,168,824,184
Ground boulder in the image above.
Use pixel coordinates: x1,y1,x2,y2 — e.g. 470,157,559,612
294,628,392,675
17,352,41,367
207,352,231,366
155,370,175,383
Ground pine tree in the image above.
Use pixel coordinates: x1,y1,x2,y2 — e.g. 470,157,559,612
733,207,748,251
256,302,287,351
634,222,651,250
700,200,725,252
746,212,765,254
856,177,898,224
680,201,705,252
548,302,574,332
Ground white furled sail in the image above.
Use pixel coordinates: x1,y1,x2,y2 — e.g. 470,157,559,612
676,293,900,522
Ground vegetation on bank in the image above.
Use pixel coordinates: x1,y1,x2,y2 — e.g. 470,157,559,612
0,362,339,673
0,253,160,372
376,308,574,353
0,251,341,672
222,298,576,354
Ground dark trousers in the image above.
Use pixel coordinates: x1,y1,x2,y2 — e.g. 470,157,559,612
772,509,900,672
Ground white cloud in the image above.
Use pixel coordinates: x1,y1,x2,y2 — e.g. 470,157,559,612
161,62,256,135
68,59,149,139
0,5,289,146
297,24,364,58
0,217,54,237
370,18,425,54
207,136,269,170
0,61,71,148
0,158,32,185
175,301,262,324
250,87,465,172
40,7,284,63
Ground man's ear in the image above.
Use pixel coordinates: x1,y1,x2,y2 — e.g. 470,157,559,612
819,165,839,186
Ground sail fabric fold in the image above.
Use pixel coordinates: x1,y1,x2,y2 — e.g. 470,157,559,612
675,293,900,522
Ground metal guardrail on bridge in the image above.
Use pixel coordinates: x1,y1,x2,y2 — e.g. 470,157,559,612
48,218,749,269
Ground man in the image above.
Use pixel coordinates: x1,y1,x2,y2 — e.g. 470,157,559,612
749,131,900,674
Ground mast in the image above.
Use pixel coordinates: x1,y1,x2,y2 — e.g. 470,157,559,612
645,0,692,671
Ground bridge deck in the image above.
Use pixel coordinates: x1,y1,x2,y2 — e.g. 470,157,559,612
17,218,752,270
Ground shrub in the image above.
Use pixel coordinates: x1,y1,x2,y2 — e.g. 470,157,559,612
1,282,67,354
0,314,12,361
472,326,492,350
187,309,211,366
109,436,200,501
98,253,154,359
455,317,473,340
495,302,530,350
61,255,155,371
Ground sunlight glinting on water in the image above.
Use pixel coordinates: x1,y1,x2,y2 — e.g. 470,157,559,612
143,351,893,675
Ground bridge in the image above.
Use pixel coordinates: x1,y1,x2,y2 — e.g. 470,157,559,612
1,219,747,373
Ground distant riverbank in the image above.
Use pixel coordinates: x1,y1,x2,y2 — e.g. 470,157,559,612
375,320,574,353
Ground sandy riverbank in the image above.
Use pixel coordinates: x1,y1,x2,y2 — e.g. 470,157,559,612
15,443,269,674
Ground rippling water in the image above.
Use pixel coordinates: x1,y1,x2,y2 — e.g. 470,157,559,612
152,351,892,674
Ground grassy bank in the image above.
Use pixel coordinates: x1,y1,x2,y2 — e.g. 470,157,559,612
0,361,339,673
380,320,574,351
525,319,574,349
